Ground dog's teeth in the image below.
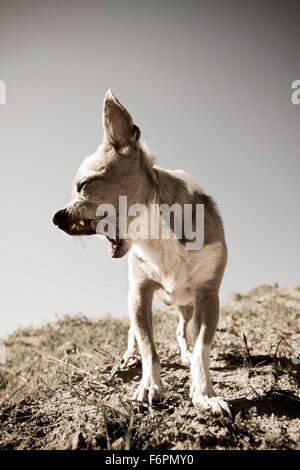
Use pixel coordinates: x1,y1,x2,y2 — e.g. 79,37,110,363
79,220,85,226
71,224,76,230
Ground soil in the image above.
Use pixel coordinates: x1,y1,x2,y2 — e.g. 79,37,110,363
0,284,299,450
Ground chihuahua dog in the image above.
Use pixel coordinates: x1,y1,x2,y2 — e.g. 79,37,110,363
53,91,230,416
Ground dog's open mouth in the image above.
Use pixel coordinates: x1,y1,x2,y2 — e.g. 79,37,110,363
68,219,96,236
69,219,125,258
105,235,124,257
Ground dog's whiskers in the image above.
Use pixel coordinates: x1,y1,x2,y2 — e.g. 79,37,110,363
74,237,87,248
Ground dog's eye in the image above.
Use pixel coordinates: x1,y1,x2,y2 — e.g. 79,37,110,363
77,181,87,193
77,176,102,193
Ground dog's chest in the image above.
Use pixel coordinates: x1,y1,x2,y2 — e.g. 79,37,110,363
132,238,196,306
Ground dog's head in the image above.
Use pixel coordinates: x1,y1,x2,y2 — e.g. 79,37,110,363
53,90,151,258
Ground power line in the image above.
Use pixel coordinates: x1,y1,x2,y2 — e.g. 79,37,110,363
0,257,126,304
0,248,127,293
0,236,128,290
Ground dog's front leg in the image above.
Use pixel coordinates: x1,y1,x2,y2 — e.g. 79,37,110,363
190,289,231,417
129,281,163,404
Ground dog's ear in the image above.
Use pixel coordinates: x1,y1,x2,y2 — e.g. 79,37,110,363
103,90,140,149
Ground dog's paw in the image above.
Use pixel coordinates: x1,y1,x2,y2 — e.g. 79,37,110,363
120,354,139,370
191,392,232,418
120,349,135,367
132,382,163,404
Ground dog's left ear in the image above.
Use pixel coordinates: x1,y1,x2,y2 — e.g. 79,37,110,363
103,90,140,149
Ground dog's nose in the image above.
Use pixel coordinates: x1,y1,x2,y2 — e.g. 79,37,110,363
53,209,67,226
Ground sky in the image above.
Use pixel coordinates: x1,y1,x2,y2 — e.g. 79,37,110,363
0,0,299,337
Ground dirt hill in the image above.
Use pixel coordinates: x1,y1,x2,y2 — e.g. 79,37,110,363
0,284,299,450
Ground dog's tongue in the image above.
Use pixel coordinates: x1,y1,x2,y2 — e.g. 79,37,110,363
108,238,122,257
90,220,122,257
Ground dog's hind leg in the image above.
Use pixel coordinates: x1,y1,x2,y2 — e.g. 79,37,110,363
190,288,231,417
130,280,163,404
177,305,193,365
120,326,136,367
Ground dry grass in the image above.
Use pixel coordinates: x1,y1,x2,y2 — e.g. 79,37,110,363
0,284,299,450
